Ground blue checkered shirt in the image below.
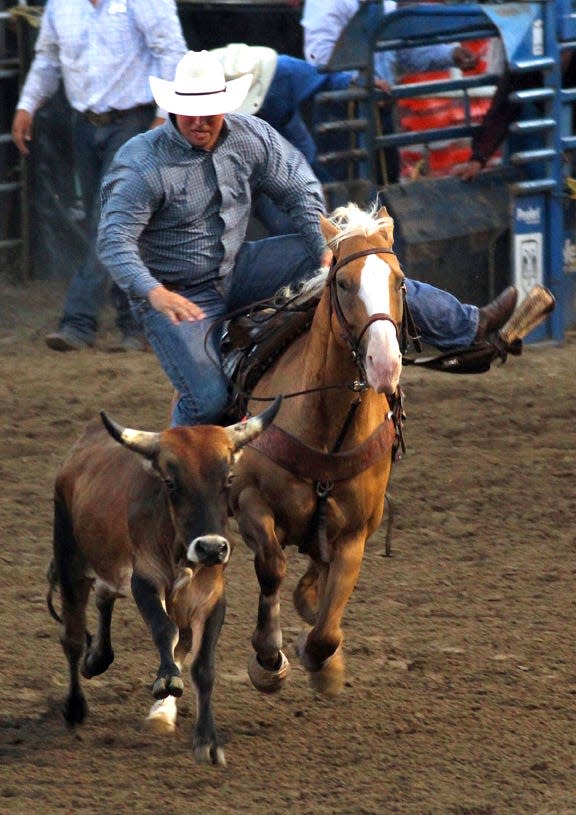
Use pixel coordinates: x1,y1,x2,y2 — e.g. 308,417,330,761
98,115,326,299
17,0,186,115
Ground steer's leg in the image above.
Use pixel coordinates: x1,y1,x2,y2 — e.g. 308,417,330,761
296,535,365,696
59,577,92,726
82,583,115,678
52,496,91,726
189,588,227,767
131,572,183,699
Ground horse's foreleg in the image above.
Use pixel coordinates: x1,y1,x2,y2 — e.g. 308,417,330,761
296,536,365,696
237,492,290,693
293,559,323,624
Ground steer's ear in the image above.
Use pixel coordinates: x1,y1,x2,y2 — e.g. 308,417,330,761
225,395,282,450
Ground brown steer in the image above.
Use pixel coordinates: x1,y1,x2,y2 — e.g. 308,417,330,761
47,398,281,766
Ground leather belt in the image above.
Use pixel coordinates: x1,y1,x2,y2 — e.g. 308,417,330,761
81,103,155,127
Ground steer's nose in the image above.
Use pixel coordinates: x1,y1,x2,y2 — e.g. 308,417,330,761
187,535,231,566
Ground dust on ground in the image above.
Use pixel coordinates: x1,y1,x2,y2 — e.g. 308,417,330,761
1,278,575,815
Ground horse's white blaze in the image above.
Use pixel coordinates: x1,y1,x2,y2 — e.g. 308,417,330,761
359,256,402,394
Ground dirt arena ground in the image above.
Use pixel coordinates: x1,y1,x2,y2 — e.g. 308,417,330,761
1,278,575,815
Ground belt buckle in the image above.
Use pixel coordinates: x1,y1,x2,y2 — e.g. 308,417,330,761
85,109,114,127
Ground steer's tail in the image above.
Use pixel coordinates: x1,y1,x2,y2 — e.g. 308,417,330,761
46,558,62,624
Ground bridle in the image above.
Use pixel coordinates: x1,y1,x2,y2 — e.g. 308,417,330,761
327,245,404,378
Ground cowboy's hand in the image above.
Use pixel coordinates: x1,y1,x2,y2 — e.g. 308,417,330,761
148,285,206,325
452,46,478,72
12,109,33,156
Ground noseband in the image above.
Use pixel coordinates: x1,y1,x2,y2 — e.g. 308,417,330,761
327,246,403,374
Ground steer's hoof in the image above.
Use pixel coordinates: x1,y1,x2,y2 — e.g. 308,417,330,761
247,650,290,694
152,674,184,700
81,648,114,679
145,697,177,733
194,744,227,767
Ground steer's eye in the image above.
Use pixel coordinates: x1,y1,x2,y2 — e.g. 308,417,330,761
225,472,234,489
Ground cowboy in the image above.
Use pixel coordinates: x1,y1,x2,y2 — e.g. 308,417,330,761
97,50,517,427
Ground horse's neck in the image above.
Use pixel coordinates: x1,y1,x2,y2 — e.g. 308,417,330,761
289,292,387,449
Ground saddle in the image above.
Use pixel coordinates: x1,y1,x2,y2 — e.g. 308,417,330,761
221,294,318,420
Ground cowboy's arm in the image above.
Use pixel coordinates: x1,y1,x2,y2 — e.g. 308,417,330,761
98,156,202,324
255,127,327,262
12,3,62,153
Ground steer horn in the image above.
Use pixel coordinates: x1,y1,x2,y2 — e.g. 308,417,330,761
225,394,283,449
100,411,162,458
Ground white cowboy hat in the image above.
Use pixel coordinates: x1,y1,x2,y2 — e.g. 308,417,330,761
149,50,253,117
210,43,278,115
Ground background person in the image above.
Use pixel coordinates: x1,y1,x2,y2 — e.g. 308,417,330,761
301,0,478,183
11,0,187,352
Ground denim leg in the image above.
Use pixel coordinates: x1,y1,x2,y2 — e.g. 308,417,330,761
227,235,319,309
60,109,154,340
136,238,318,427
405,278,479,350
135,286,230,427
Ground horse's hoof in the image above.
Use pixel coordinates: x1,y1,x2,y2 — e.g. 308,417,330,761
296,631,345,696
152,674,184,700
194,744,227,767
247,650,290,694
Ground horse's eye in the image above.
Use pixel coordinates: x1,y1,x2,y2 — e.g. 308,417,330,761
337,278,349,292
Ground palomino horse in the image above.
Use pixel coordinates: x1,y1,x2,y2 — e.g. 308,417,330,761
229,203,405,695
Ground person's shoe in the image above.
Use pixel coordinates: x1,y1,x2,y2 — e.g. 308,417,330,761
120,334,147,352
474,286,518,343
45,329,93,352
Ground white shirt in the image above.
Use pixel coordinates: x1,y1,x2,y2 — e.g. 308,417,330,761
301,0,455,84
17,0,186,115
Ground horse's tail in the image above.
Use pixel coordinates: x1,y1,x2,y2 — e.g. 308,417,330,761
46,558,62,624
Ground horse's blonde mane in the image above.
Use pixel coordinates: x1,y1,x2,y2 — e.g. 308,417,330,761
327,201,394,249
270,202,394,305
274,268,328,306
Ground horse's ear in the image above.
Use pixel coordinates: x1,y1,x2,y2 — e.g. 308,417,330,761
320,213,340,243
377,205,389,220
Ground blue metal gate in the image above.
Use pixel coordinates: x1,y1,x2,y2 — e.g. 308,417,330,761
316,0,576,343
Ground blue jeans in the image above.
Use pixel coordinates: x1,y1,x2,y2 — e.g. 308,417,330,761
135,235,319,426
59,106,155,341
405,278,478,350
134,234,478,427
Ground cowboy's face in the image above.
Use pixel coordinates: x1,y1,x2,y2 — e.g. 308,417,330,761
176,114,225,151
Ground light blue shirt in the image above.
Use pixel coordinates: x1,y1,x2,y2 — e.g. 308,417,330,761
98,115,326,300
301,0,456,84
17,0,186,115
